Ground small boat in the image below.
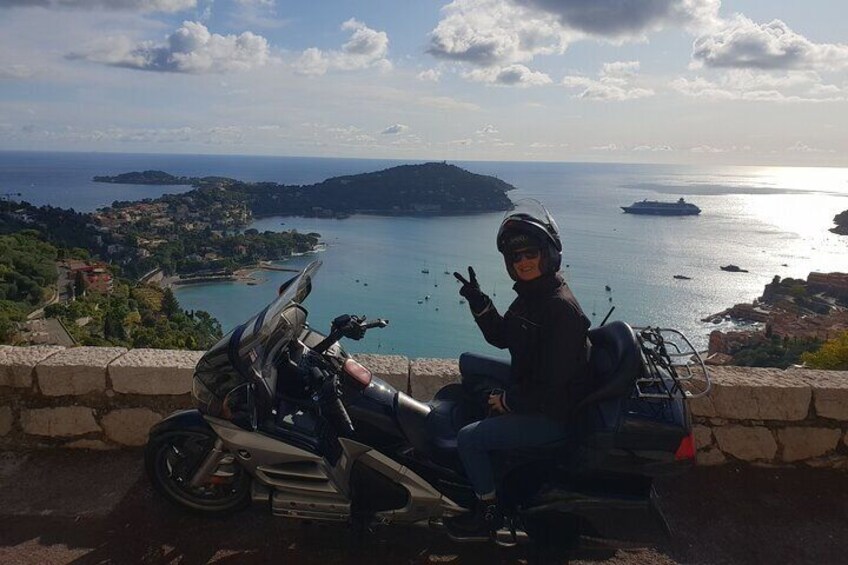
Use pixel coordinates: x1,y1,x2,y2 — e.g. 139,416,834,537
363,283,369,286
443,271,450,275
459,299,466,304
605,285,611,292
673,275,692,280
424,295,430,301
720,265,748,273
418,300,423,305
421,269,430,274
355,279,360,283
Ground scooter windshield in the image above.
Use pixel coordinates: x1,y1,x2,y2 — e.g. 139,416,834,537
193,260,321,414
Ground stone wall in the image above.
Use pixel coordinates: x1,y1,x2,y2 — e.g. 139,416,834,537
1,346,847,469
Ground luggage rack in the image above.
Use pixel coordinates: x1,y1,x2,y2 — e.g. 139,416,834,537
632,326,711,400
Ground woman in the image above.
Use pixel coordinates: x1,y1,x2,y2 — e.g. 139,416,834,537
447,199,592,540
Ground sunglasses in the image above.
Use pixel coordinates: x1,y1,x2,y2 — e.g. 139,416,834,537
509,248,541,263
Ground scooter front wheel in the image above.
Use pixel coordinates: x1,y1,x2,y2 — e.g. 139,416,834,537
145,428,251,514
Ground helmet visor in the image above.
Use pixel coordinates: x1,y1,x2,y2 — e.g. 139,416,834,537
504,198,559,236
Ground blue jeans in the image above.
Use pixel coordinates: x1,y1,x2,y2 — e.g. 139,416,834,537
456,413,569,497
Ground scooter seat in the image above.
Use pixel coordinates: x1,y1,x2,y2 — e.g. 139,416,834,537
394,392,472,456
426,398,474,450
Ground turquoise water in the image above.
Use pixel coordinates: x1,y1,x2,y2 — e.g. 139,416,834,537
3,152,847,358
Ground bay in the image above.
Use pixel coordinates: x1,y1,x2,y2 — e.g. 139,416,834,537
2,151,847,359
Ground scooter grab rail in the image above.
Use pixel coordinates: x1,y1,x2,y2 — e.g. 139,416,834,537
633,326,711,400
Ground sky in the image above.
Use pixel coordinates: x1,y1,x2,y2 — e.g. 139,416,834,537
0,0,847,166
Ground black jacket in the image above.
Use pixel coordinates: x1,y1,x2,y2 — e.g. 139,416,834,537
473,273,591,421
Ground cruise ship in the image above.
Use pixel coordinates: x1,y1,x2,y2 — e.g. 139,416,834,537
621,197,701,216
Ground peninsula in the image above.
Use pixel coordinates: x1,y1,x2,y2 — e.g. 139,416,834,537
88,162,515,278
93,170,196,185
95,162,516,217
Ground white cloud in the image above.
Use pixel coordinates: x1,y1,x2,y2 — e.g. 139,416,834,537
381,124,409,135
786,141,835,154
294,18,390,76
427,0,720,68
417,68,441,82
417,95,481,112
427,0,573,66
234,0,273,7
692,16,848,71
632,144,673,152
0,0,195,12
670,70,845,102
0,64,36,79
67,21,271,73
689,144,725,153
477,124,498,134
465,64,552,86
562,60,654,100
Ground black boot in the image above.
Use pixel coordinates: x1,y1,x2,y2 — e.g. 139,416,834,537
445,499,503,542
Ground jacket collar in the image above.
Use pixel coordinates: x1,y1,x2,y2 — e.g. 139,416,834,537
513,272,562,298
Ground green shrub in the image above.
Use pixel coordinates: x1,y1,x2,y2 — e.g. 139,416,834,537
801,331,848,370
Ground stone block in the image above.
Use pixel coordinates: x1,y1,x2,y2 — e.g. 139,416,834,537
409,358,460,401
706,366,811,421
804,455,848,470
353,354,409,393
0,346,64,388
689,394,716,418
21,406,100,437
791,369,848,420
0,405,12,436
109,348,204,395
693,425,713,450
714,426,777,461
36,347,126,396
696,447,727,466
64,439,115,450
101,408,162,446
777,427,842,462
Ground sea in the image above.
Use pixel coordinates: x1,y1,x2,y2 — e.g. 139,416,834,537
2,150,847,359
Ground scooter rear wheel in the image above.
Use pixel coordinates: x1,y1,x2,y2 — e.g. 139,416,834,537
145,428,251,514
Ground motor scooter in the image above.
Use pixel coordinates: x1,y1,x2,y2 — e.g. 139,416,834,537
145,260,710,546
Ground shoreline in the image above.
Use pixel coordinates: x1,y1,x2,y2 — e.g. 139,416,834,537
163,247,325,289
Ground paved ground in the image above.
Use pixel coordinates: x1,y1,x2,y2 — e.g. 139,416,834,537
0,450,846,564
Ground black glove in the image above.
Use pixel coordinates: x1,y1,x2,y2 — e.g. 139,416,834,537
453,266,490,314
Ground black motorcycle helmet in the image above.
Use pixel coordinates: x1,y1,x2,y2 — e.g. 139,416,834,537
496,199,562,281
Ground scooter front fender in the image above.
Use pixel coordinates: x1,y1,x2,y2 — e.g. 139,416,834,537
148,409,213,439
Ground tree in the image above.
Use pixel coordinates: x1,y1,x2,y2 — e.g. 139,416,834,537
161,288,180,317
74,270,88,298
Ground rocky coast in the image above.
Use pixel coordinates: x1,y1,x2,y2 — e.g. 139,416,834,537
704,272,848,366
